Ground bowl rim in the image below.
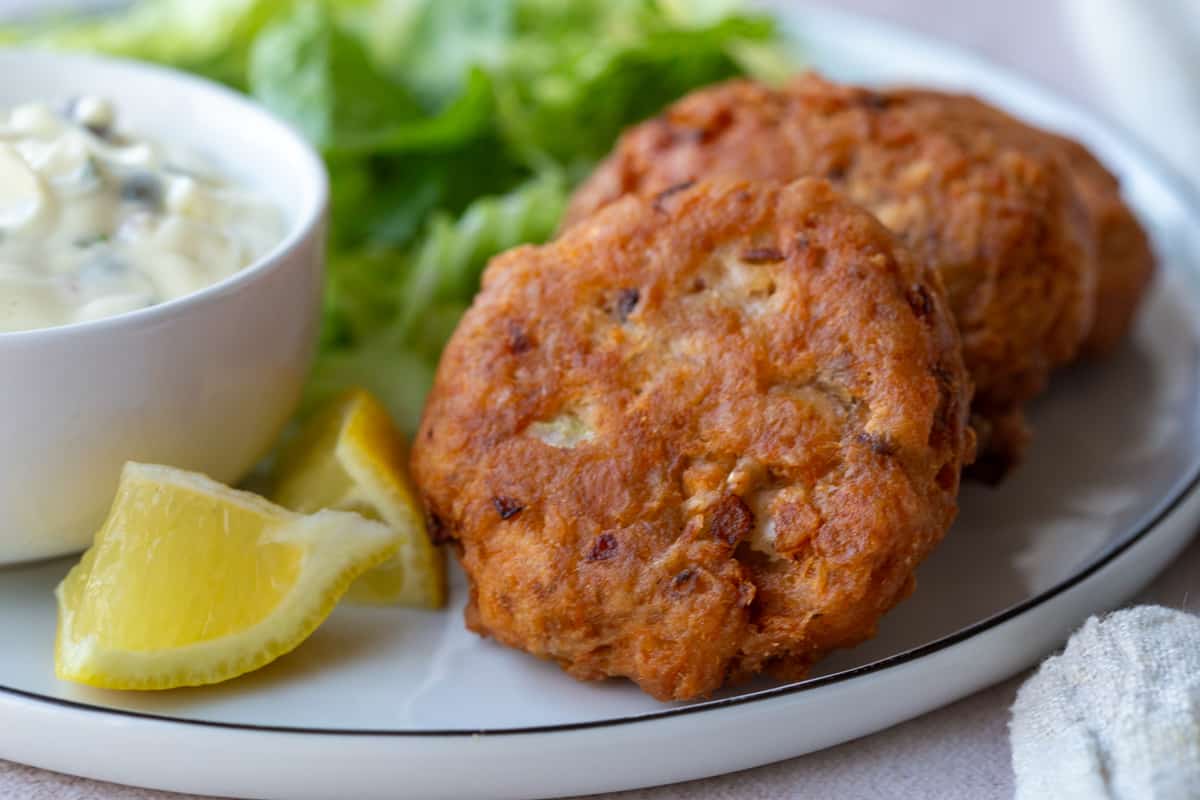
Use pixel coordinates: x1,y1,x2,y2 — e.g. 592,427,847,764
0,47,329,342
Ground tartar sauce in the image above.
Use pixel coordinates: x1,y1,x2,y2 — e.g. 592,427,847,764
0,96,282,332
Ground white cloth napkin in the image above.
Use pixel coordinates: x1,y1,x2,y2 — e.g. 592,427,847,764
1011,606,1200,799
1064,0,1200,190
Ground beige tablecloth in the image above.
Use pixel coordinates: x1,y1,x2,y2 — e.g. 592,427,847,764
3,1,1197,797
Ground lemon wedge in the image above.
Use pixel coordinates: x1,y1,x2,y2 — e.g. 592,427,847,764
55,462,399,690
272,389,445,608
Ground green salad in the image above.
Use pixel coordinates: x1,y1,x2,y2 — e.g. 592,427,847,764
8,0,795,432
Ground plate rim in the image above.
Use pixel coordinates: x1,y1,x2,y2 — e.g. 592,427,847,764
3,3,1200,740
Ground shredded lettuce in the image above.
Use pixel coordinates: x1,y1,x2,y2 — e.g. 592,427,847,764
8,0,796,433
3,0,296,88
248,3,420,150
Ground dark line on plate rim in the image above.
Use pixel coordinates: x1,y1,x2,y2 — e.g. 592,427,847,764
3,6,1200,740
5,464,1199,737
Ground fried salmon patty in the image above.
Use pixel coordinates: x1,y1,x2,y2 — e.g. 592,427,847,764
412,179,975,701
892,89,1156,357
564,74,1148,477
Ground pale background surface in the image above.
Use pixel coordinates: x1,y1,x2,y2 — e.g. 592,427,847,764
2,1,1197,798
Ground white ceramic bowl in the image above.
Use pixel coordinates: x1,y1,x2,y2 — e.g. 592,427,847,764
0,50,328,564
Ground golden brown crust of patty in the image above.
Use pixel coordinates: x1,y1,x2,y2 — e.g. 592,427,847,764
564,74,1104,476
412,178,975,701
1050,137,1155,354
893,89,1156,356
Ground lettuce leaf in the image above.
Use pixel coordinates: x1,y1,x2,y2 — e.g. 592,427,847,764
248,2,422,149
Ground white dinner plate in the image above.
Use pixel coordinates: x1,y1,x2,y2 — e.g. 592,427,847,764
3,7,1200,800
